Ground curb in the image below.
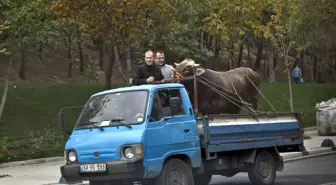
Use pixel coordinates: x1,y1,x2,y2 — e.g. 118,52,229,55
0,156,63,169
281,146,336,162
304,126,316,132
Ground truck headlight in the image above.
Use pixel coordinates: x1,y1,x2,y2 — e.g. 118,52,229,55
121,144,143,160
124,147,135,159
68,150,77,163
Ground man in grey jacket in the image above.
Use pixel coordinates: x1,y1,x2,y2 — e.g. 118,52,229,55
155,50,175,80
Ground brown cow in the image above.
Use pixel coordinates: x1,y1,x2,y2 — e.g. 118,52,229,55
174,59,261,115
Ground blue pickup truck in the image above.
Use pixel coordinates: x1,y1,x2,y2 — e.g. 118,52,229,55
58,83,305,185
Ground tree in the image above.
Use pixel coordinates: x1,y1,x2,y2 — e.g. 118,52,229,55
50,0,176,88
201,0,268,69
2,0,54,79
262,0,304,112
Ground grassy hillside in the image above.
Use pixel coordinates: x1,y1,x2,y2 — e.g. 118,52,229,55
0,82,335,162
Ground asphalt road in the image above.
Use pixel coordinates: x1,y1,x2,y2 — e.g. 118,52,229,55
0,154,335,185
210,154,336,185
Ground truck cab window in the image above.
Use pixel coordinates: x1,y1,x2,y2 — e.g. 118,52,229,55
169,89,185,116
150,92,163,122
149,89,185,122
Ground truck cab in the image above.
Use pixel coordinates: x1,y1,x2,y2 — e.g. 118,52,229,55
60,83,201,185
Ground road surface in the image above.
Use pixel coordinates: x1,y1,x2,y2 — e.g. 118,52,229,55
0,154,335,185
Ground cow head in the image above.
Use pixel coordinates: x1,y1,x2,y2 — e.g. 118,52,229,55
174,59,201,77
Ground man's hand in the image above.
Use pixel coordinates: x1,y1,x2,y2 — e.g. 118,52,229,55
146,76,155,83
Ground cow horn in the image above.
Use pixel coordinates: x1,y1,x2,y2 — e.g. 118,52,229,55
174,62,180,66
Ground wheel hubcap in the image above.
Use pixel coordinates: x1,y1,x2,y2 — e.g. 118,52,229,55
168,169,185,185
259,160,269,178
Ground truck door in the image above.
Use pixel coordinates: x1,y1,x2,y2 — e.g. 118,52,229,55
144,88,199,177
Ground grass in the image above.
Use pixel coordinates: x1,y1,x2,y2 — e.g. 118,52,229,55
258,83,335,127
0,82,334,162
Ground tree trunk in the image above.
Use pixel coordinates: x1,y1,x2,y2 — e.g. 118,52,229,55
67,34,73,78
111,36,128,82
99,40,105,70
37,42,43,60
299,50,304,78
19,47,26,80
125,40,132,80
104,46,114,90
200,31,204,51
237,37,244,68
254,39,263,71
207,34,213,49
0,60,12,123
212,39,220,69
77,28,84,73
310,55,314,82
332,57,336,82
228,38,234,70
246,40,252,68
273,50,277,69
264,50,268,78
317,54,323,83
285,55,294,112
268,50,275,83
313,54,317,82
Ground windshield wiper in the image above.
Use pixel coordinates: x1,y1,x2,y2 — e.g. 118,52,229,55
84,121,104,131
109,119,132,129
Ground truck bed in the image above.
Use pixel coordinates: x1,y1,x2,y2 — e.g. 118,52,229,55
197,112,305,154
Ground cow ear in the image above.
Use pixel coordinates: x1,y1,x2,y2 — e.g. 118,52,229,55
194,63,201,66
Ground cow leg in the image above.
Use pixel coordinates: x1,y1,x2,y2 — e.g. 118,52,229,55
251,92,259,110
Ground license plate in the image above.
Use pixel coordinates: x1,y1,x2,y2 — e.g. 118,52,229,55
80,163,106,173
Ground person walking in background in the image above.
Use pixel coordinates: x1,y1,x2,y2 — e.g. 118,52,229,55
155,50,175,80
292,65,303,84
131,50,164,85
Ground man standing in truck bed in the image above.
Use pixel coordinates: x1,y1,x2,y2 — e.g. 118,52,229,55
155,50,175,80
132,50,165,85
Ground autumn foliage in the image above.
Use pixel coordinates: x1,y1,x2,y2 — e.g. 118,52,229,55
50,0,176,41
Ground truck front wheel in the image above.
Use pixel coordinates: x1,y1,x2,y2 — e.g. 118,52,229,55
248,151,276,185
153,158,194,185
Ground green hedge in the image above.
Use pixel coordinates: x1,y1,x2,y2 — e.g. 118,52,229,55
0,82,335,162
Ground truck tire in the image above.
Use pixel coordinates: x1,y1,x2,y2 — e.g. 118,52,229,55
153,158,194,185
194,173,212,185
248,151,276,185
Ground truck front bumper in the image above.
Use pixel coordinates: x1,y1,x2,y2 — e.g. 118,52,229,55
60,160,145,182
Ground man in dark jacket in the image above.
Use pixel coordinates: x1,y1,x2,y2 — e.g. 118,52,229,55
132,50,165,85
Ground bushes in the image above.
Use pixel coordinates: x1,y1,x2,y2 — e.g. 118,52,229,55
0,82,335,162
0,130,65,163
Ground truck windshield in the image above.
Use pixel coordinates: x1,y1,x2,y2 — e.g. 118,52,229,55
74,90,148,129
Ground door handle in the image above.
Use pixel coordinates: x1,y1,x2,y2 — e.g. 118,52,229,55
183,128,190,133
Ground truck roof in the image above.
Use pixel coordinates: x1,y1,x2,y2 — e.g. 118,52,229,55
91,83,185,97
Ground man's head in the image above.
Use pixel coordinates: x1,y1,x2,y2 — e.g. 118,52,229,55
174,59,200,77
155,51,165,66
145,50,155,65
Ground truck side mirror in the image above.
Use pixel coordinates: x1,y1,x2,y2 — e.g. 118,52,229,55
57,112,65,135
56,106,84,136
57,111,65,135
169,97,182,115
